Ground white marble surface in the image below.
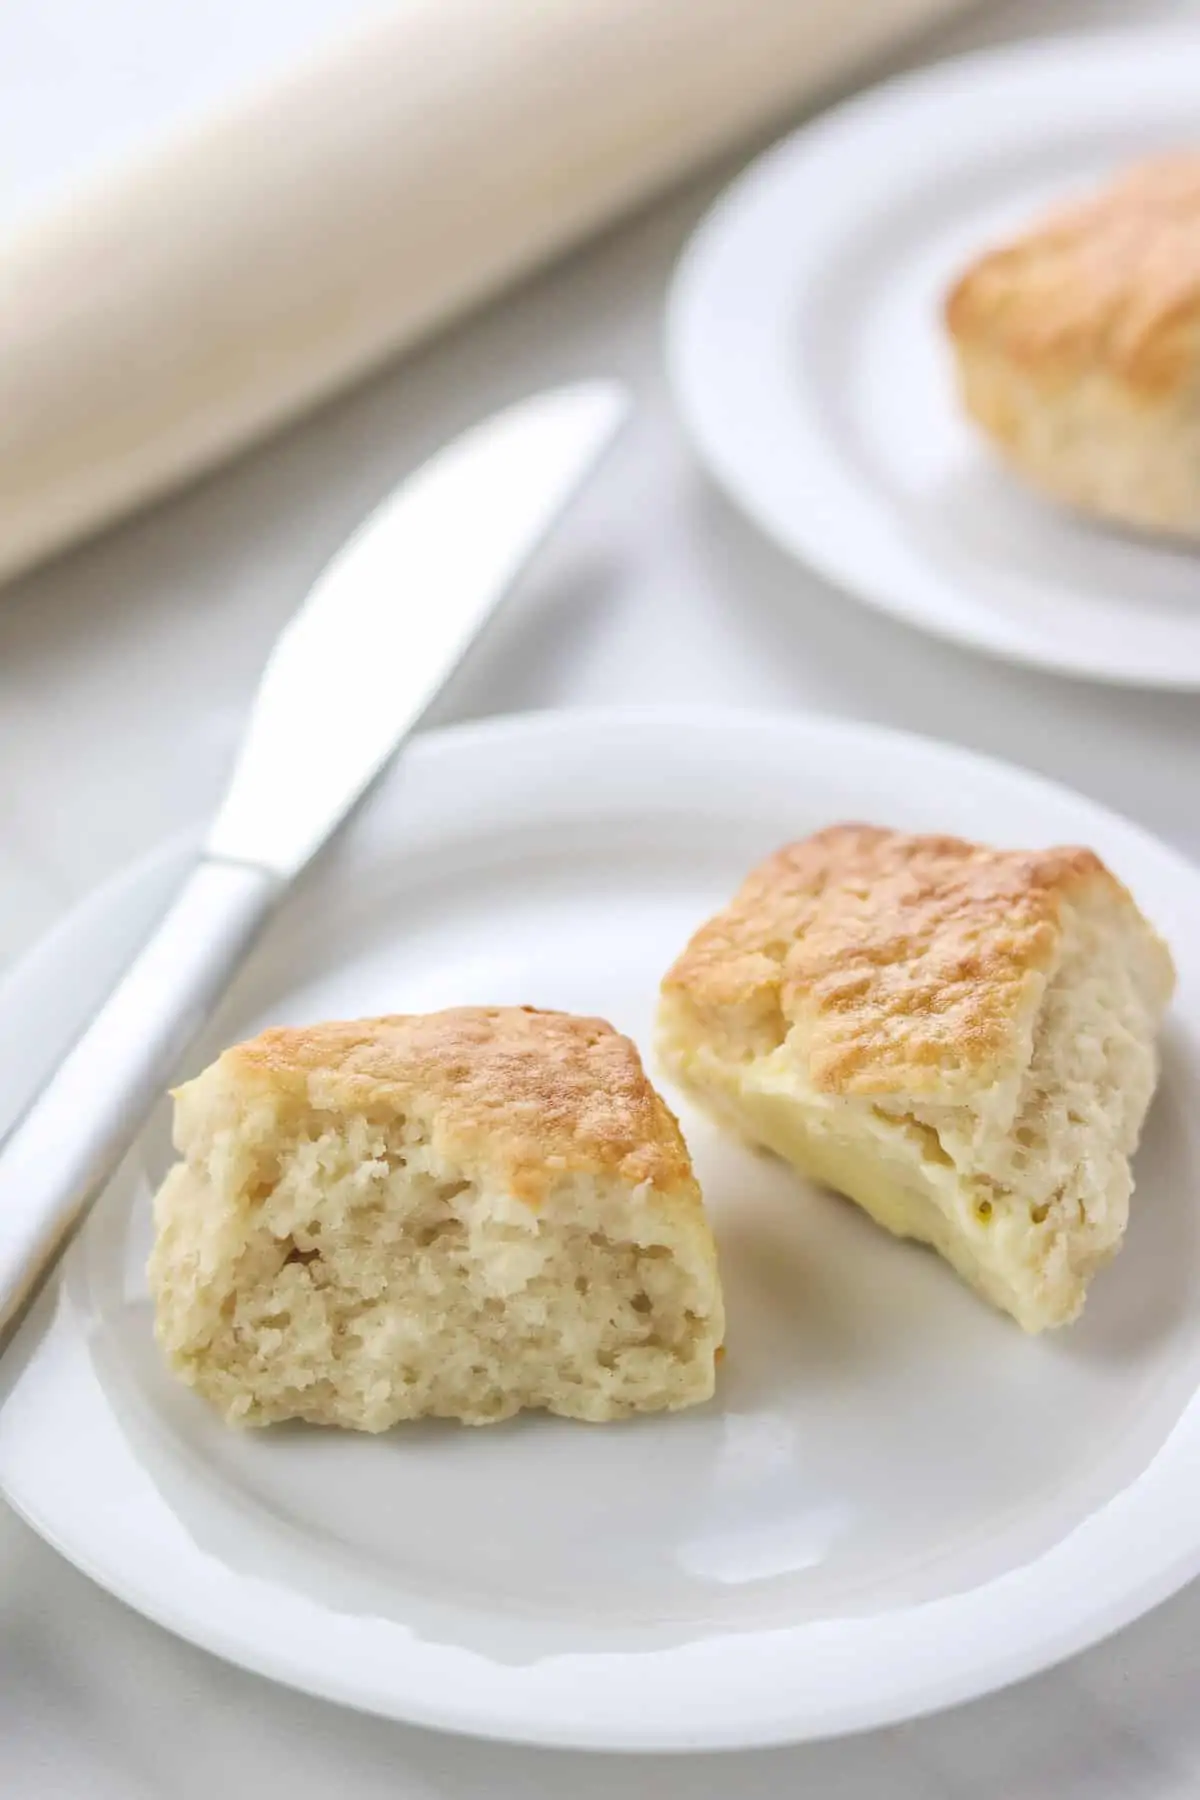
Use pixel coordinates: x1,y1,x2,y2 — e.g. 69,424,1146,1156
4,0,1200,1793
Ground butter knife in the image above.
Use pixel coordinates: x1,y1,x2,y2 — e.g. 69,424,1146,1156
0,382,628,1343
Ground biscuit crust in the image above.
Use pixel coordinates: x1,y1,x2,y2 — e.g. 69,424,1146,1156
946,154,1200,398
211,1006,695,1207
661,826,1150,1098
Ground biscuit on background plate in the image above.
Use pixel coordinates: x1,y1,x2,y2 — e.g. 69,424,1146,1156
946,153,1200,538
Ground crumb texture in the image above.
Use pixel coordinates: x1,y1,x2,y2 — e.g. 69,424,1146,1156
150,1007,723,1428
659,827,1174,1332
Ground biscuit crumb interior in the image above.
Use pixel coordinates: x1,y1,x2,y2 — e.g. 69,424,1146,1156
151,1055,721,1429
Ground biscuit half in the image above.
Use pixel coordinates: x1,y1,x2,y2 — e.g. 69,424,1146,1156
946,154,1200,537
150,1006,724,1428
658,826,1174,1332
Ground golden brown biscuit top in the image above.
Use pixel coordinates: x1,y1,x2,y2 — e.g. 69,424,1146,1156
213,1006,695,1203
661,825,1138,1097
945,153,1200,395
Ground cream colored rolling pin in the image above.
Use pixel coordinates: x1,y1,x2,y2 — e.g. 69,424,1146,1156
0,0,969,583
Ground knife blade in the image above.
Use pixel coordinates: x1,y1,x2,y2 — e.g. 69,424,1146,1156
210,381,627,876
0,382,628,1345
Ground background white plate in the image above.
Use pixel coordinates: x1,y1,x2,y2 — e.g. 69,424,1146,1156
2,709,1200,1750
667,30,1200,689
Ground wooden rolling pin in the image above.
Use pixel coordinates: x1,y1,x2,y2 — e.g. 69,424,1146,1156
0,0,968,583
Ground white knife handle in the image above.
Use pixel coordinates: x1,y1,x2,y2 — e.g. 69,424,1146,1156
0,857,279,1342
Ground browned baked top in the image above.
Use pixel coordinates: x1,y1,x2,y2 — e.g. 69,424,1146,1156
661,825,1156,1097
196,1006,695,1202
945,153,1200,396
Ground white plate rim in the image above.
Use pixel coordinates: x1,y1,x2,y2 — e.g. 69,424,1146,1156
2,704,1200,1752
666,27,1200,691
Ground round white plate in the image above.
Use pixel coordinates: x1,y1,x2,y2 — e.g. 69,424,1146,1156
3,709,1200,1751
667,30,1200,689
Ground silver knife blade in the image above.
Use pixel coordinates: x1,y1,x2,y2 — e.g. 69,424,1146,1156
208,380,628,878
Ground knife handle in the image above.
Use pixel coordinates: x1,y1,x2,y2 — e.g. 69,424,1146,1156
0,857,279,1346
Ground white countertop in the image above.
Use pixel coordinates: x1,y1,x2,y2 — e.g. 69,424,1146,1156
4,0,1200,1794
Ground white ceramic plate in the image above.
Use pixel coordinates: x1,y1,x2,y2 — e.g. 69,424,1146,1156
667,30,1200,689
3,709,1200,1751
